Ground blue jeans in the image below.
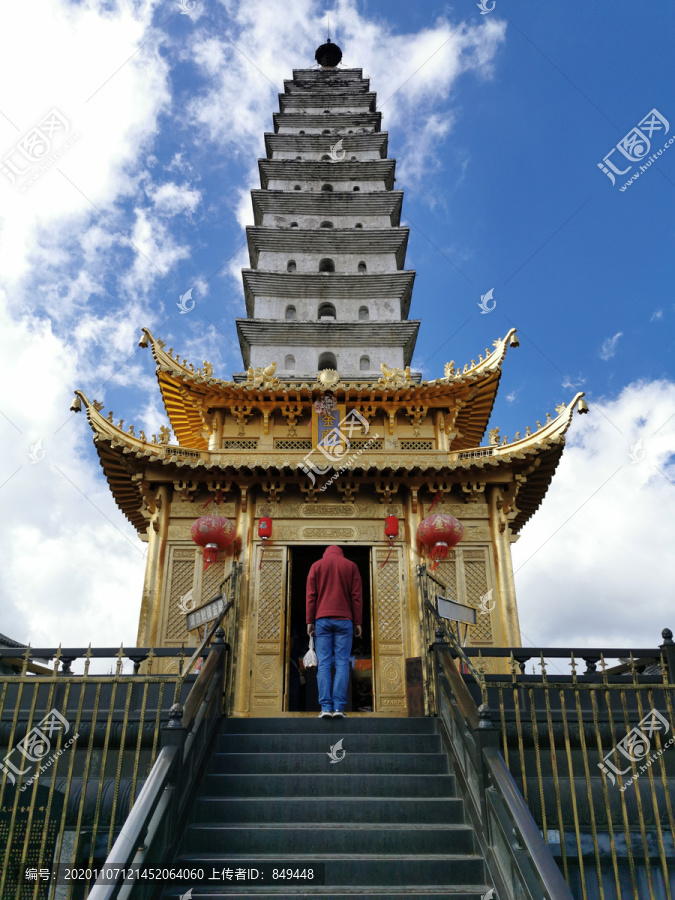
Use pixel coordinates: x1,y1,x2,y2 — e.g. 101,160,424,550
315,618,353,712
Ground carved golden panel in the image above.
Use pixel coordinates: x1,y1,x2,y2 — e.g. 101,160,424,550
171,501,236,517
164,548,195,644
301,504,356,517
301,526,357,540
372,547,406,712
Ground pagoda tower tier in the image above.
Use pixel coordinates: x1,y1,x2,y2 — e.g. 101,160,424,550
250,189,404,227
264,131,388,159
74,43,589,713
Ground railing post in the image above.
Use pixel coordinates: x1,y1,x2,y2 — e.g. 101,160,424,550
474,703,500,828
659,628,675,683
156,704,187,858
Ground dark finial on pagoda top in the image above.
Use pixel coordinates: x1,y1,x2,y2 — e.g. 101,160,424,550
315,39,342,69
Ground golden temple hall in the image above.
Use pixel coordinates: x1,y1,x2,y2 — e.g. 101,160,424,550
73,39,587,717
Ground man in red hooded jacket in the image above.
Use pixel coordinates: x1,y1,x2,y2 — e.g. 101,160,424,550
306,546,363,718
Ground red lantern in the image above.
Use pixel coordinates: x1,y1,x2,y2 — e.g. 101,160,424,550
379,515,399,567
385,515,399,538
258,515,273,569
191,514,235,571
417,512,463,570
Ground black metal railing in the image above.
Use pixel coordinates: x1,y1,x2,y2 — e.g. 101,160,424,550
86,563,241,899
417,564,675,900
0,646,190,900
418,564,573,899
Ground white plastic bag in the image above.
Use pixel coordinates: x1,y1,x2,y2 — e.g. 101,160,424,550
303,634,318,669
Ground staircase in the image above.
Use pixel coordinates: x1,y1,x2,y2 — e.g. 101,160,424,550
161,716,493,898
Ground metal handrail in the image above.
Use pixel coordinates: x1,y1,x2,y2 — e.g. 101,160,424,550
433,644,574,900
86,568,241,900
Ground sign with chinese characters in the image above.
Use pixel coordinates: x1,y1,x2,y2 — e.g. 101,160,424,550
186,592,227,632
0,785,63,899
436,595,477,626
312,402,346,451
301,407,370,487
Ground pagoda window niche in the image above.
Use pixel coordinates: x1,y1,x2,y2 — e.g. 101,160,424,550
321,183,333,192
320,221,333,228
319,351,337,370
293,184,301,190
359,305,369,321
358,261,367,273
318,302,336,320
285,305,297,321
286,260,296,272
321,154,330,160
284,354,295,369
360,355,370,371
318,258,335,274
353,185,360,191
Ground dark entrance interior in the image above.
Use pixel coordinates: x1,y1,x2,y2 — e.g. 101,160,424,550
286,545,373,712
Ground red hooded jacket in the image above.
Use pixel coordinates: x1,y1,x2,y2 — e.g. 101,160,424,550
306,546,363,626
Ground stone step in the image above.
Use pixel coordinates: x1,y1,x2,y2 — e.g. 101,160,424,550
202,773,457,798
208,752,448,775
193,796,465,825
215,733,441,754
220,717,436,734
183,824,476,855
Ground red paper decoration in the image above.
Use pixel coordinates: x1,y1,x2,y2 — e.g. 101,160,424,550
258,515,273,569
190,514,235,571
418,512,464,570
379,515,399,567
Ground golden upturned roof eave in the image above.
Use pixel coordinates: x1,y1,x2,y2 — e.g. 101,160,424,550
140,327,518,450
72,387,585,536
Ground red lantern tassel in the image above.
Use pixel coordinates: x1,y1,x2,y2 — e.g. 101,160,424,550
259,537,267,570
379,539,394,568
430,542,449,571
203,543,219,571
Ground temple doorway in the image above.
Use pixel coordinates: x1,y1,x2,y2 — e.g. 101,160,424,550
285,545,373,713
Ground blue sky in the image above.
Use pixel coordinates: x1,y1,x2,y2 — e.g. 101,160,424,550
0,0,673,653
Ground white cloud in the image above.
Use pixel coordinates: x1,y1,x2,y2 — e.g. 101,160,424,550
150,181,202,216
562,373,586,390
600,331,623,360
512,379,675,650
651,309,663,322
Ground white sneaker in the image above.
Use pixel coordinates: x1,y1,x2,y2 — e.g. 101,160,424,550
332,710,346,718
318,710,332,718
